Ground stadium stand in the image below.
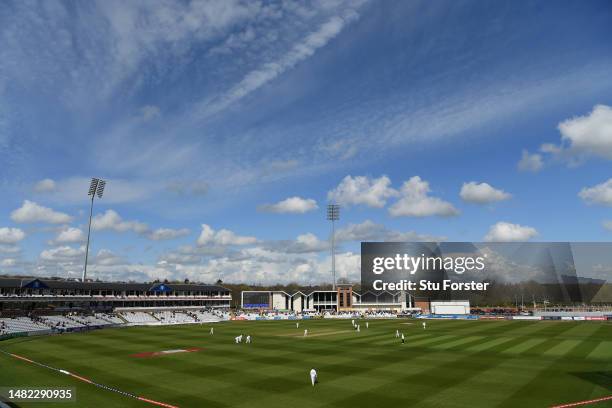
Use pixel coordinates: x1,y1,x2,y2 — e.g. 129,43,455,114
0,307,232,337
41,315,85,330
153,310,195,324
193,309,229,322
119,311,159,324
0,317,50,335
95,313,125,324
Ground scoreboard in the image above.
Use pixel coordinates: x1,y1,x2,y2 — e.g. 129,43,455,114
242,291,271,309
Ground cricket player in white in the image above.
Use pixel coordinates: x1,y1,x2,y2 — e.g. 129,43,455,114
296,322,299,329
304,329,308,336
351,319,355,326
310,368,318,386
401,333,405,344
210,327,214,335
357,325,360,332
235,335,241,344
422,321,427,330
246,335,251,344
395,329,400,338
366,322,369,329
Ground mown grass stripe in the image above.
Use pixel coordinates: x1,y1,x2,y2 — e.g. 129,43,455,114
464,336,515,352
430,335,485,350
501,337,547,355
542,339,583,357
587,341,612,360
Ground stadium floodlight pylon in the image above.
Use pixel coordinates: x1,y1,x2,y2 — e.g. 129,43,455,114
82,178,106,282
327,204,340,290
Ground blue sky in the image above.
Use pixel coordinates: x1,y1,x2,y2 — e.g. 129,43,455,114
0,0,611,284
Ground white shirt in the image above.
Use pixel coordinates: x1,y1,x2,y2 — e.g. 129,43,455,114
310,369,317,379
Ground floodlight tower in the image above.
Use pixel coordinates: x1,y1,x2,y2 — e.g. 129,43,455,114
82,178,106,282
327,204,340,290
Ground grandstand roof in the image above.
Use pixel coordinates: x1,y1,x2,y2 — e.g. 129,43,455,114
0,277,229,292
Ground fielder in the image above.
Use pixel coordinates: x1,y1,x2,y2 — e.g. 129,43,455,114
422,321,427,330
366,322,369,329
210,327,214,335
304,329,308,337
395,329,400,338
401,333,405,344
235,335,241,344
357,325,360,332
246,335,251,344
296,322,299,329
351,319,355,326
310,368,318,386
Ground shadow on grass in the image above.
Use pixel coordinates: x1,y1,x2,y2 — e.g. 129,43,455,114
573,371,612,391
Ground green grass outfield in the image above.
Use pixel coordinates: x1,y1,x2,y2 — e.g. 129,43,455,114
0,319,611,408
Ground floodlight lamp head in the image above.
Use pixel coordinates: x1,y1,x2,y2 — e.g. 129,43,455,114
96,180,106,198
326,204,340,221
88,178,99,196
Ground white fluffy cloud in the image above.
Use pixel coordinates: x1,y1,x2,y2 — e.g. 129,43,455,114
0,245,20,254
556,104,612,160
335,220,445,242
148,228,191,241
518,105,612,170
10,200,72,224
484,222,538,242
579,179,612,206
54,227,85,243
517,149,543,172
460,182,511,204
175,250,361,285
0,227,26,244
92,209,188,241
36,245,86,278
197,224,257,246
264,233,329,254
92,210,149,234
0,258,17,267
34,178,57,193
94,249,124,266
258,196,318,214
328,175,397,208
40,245,85,262
389,176,459,217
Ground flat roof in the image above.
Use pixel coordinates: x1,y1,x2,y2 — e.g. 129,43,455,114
0,277,229,292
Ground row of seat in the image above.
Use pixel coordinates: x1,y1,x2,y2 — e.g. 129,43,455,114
0,309,230,335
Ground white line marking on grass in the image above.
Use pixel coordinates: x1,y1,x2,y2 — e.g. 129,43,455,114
0,349,179,408
551,395,612,408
